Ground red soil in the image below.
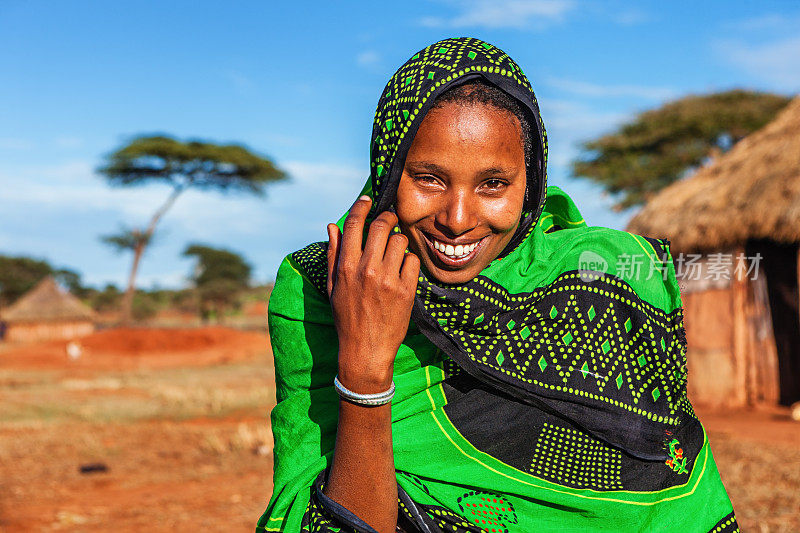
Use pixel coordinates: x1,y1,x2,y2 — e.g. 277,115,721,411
0,326,269,371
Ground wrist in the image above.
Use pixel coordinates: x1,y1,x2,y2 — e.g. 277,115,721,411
337,359,394,394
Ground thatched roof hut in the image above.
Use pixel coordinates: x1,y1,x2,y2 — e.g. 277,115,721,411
626,96,800,409
1,276,96,343
628,96,800,252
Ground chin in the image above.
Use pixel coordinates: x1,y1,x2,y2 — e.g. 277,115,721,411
422,261,484,285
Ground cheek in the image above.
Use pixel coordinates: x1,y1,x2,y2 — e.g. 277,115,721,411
396,176,437,228
482,193,525,233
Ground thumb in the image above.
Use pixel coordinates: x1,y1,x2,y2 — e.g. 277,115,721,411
326,223,341,297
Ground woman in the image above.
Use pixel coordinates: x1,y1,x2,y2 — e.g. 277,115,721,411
257,37,737,533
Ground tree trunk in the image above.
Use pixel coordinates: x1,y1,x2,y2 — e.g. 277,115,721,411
119,186,185,324
121,240,145,324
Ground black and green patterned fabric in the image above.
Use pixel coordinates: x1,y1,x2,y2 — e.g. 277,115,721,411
257,37,737,533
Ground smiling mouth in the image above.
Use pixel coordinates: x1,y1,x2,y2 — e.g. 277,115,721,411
421,232,488,268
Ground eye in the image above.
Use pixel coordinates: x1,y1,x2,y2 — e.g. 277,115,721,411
413,174,443,188
482,178,509,191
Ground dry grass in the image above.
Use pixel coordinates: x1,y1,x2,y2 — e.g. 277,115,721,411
709,431,800,532
0,361,274,426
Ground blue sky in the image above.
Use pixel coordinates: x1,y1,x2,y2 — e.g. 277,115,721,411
1,1,798,289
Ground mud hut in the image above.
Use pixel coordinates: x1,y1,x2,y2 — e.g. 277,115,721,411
628,96,800,409
0,276,96,343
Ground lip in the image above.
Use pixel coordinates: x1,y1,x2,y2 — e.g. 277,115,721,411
420,231,489,269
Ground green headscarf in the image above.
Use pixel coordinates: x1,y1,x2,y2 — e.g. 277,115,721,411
258,37,736,533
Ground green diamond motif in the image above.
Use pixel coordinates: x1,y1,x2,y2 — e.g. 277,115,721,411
468,50,477,60
481,42,491,49
624,318,632,332
412,53,420,60
660,337,666,351
601,340,611,354
385,119,393,131
427,71,435,80
437,47,448,54
376,164,384,177
506,319,516,331
404,76,413,86
615,373,623,389
580,361,590,377
520,325,531,339
496,351,505,366
473,313,484,325
437,317,447,326
588,305,596,321
652,388,661,402
549,305,558,319
402,110,409,120
637,354,647,367
562,332,573,345
538,355,548,372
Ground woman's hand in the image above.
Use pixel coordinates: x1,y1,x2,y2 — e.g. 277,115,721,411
326,195,420,392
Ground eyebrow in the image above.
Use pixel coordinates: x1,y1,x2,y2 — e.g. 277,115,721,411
406,160,516,177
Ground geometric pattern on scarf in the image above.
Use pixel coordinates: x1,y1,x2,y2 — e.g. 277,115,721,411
418,270,690,425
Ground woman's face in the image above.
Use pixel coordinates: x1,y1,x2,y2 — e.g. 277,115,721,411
396,101,527,285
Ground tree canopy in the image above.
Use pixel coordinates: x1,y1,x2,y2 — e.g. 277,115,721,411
183,244,252,322
570,90,791,211
0,255,86,305
98,135,287,194
97,134,287,323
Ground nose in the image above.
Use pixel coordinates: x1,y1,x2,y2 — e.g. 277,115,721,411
435,189,477,237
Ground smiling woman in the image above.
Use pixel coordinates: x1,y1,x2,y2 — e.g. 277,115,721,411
257,38,737,533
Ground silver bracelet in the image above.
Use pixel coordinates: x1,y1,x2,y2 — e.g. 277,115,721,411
333,375,395,406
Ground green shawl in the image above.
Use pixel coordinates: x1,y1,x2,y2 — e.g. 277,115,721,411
258,37,736,533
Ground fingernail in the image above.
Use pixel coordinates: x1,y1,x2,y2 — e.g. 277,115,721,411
358,195,371,202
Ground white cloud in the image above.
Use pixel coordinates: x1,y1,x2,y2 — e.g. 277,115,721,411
546,76,676,101
724,13,800,32
612,9,649,26
54,136,84,148
226,70,256,94
717,36,800,91
538,98,628,169
0,137,34,150
420,0,576,30
356,50,381,68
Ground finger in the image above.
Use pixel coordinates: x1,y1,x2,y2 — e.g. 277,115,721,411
361,211,398,266
383,232,409,274
400,252,421,290
326,223,341,296
339,195,372,263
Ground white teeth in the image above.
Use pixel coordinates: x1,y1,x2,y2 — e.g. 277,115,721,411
432,238,480,258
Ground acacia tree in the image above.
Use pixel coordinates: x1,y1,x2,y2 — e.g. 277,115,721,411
98,135,287,323
571,90,791,211
183,244,252,323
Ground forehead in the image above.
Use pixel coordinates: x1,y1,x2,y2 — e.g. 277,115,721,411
407,102,524,156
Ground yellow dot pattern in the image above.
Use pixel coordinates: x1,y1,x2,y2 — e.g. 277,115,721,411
530,423,623,490
709,512,740,533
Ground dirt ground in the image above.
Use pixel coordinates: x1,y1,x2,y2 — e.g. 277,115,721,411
0,328,798,532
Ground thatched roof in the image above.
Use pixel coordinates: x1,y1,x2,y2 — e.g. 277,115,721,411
627,95,800,252
1,276,96,323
